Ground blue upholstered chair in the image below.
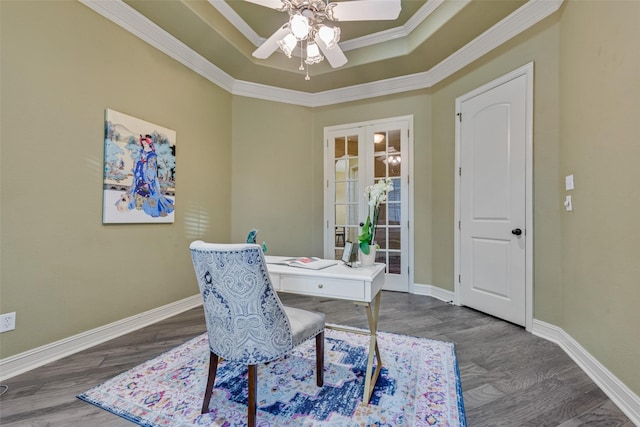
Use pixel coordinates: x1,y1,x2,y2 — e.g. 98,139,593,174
189,241,325,427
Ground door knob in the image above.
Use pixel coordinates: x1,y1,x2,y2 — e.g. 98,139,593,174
512,228,522,236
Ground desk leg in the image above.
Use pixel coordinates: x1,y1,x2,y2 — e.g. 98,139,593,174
356,292,383,404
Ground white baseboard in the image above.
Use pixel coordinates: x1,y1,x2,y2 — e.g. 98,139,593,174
532,319,640,425
409,287,640,423
2,291,637,425
0,294,202,382
413,283,455,303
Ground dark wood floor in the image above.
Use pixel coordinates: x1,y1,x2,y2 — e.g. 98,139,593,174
0,292,633,426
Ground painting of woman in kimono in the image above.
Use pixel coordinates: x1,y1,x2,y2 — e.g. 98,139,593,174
128,134,175,218
103,109,176,223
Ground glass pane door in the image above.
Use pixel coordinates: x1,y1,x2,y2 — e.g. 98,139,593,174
371,128,403,275
325,116,412,292
331,133,360,261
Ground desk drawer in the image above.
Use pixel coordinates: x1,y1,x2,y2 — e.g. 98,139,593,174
280,275,365,300
268,273,280,290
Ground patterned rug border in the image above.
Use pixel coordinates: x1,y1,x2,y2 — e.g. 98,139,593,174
78,324,466,427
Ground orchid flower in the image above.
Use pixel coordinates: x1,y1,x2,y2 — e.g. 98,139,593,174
358,177,394,254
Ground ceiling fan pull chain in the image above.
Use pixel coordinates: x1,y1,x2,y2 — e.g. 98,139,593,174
299,41,305,71
303,40,310,80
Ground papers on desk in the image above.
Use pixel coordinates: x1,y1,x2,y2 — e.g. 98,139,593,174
270,257,339,270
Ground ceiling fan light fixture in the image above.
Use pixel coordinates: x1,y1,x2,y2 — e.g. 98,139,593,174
318,25,340,49
289,13,310,40
382,155,401,165
278,32,298,57
250,0,401,80
305,42,324,64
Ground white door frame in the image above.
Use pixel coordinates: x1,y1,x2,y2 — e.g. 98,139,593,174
323,115,414,293
454,62,534,331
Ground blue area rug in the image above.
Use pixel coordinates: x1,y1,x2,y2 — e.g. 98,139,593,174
78,326,466,426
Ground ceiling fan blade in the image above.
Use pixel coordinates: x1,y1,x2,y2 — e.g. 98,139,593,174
243,0,285,10
252,25,290,59
331,0,401,21
315,34,347,68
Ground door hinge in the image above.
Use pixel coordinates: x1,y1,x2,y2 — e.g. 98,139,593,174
458,274,461,284
458,220,461,230
456,112,462,122
459,167,462,176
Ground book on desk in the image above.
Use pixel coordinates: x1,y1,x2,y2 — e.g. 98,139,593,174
268,256,339,270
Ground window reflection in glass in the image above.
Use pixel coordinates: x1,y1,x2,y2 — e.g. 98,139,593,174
334,137,345,158
335,182,346,202
387,252,401,274
335,226,346,247
347,135,358,156
388,227,401,249
388,130,401,153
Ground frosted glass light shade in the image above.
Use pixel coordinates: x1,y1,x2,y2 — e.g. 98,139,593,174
290,14,310,40
305,42,323,64
318,25,340,49
278,33,298,57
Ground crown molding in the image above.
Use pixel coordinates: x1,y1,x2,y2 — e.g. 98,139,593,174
208,0,263,46
405,0,446,33
340,0,445,51
232,80,315,106
339,25,407,52
423,0,563,87
79,0,563,108
79,0,236,92
233,0,563,107
208,0,444,52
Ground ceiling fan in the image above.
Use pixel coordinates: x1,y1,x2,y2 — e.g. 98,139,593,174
246,0,401,79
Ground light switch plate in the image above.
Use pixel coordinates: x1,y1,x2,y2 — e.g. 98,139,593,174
564,195,573,211
565,174,574,191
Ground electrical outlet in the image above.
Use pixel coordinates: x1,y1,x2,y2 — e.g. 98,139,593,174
0,312,16,333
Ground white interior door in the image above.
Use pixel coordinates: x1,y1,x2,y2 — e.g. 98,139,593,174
325,116,412,292
456,66,532,327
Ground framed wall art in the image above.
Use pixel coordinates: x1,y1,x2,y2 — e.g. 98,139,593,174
103,109,176,223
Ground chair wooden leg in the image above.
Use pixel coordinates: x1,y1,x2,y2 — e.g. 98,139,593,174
247,365,257,427
316,331,324,387
201,351,219,414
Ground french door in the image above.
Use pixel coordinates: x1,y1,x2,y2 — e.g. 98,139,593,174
324,116,412,292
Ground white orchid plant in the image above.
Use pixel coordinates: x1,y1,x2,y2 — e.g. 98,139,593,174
358,177,394,255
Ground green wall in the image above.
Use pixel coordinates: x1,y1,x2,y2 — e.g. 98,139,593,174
0,1,232,357
1,0,639,398
558,0,640,395
230,96,315,255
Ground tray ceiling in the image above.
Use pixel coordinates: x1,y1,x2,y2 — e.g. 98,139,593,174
120,0,529,93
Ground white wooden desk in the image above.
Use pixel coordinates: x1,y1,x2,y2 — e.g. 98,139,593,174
265,256,386,403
